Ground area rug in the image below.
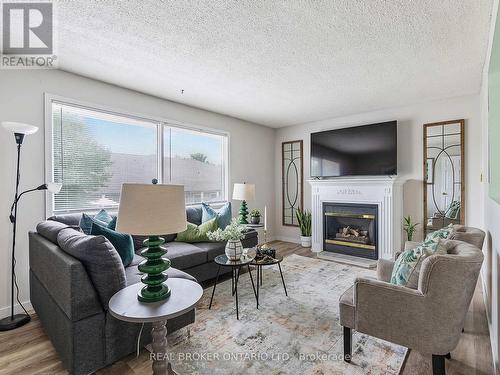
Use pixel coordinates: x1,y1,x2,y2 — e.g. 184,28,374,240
165,254,406,374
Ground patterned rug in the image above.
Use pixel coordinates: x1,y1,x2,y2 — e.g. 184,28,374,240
166,254,406,374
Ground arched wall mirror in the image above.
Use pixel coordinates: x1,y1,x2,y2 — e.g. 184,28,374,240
423,119,465,234
282,140,303,226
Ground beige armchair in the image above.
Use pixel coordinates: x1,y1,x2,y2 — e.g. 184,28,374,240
339,227,485,375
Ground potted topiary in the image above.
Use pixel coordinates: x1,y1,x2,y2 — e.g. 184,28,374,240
250,209,261,224
403,215,419,241
207,218,246,260
296,208,312,247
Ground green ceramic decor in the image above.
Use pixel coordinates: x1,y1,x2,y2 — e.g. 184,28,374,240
238,200,249,224
137,236,171,302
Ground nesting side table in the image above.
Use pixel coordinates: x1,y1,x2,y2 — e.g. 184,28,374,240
250,254,288,308
209,254,257,320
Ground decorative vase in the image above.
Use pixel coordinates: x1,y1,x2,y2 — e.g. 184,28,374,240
225,239,243,260
251,216,260,224
300,236,312,248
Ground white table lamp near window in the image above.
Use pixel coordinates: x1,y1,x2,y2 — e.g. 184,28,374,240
1,121,62,331
116,182,187,303
232,183,255,224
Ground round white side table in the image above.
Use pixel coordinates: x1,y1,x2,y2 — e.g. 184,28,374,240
109,279,203,375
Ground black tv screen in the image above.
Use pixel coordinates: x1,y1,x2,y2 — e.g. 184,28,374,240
310,121,397,177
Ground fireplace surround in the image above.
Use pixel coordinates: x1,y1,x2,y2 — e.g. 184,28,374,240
309,177,403,260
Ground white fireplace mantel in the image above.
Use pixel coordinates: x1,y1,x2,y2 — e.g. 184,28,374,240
308,177,403,260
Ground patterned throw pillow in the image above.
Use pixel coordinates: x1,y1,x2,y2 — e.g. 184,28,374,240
424,224,455,242
79,209,115,234
201,202,232,229
391,225,455,289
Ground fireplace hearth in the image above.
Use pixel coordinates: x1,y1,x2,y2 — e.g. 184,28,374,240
323,202,378,260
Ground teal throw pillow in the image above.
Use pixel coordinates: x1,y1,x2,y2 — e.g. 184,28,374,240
90,223,135,267
107,216,117,230
391,228,454,289
79,209,114,234
202,202,232,229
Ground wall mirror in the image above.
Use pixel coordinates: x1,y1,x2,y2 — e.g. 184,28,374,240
282,140,303,226
423,119,465,234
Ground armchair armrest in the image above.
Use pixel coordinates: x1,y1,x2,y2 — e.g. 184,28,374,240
354,277,427,349
376,259,395,282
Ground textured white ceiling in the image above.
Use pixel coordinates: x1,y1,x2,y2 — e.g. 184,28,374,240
55,0,493,127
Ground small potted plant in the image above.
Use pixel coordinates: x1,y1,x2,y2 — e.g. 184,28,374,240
296,208,312,247
403,215,419,241
250,209,261,224
208,218,246,260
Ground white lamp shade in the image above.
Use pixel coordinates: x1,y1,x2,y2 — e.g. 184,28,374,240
232,183,255,201
116,183,187,235
2,121,38,135
47,182,62,194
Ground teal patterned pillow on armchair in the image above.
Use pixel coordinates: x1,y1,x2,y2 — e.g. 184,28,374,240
424,224,455,242
391,225,454,289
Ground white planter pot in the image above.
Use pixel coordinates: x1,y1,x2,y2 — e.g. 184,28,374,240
300,236,312,248
225,240,243,260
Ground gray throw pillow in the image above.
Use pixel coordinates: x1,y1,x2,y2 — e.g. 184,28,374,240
57,228,126,309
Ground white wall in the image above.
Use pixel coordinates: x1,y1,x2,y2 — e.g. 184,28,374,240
274,95,483,244
0,69,276,317
480,0,500,371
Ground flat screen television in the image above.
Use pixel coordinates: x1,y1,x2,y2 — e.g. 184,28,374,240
310,121,397,177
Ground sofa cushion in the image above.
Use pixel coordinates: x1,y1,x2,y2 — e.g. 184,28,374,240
194,242,226,261
164,242,207,270
90,223,135,267
175,218,218,243
49,213,82,226
202,202,232,229
339,285,355,329
57,228,126,309
125,261,197,285
36,220,72,244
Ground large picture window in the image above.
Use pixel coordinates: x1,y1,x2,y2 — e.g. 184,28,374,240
48,99,228,214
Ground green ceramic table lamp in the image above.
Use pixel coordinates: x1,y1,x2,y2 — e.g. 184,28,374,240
116,182,187,303
232,182,255,224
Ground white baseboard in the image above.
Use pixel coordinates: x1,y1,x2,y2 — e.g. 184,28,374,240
481,272,498,375
0,300,33,319
274,235,301,244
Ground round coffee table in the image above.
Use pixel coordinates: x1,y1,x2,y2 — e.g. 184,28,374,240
209,254,257,319
109,279,203,375
250,254,288,308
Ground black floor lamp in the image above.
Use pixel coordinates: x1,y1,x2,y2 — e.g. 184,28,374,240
0,121,62,331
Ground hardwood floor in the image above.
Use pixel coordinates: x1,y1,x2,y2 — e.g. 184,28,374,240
0,241,494,374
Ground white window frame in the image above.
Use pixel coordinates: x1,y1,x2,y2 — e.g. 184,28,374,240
44,93,230,218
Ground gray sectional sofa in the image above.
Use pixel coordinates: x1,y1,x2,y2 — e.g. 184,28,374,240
29,205,258,375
